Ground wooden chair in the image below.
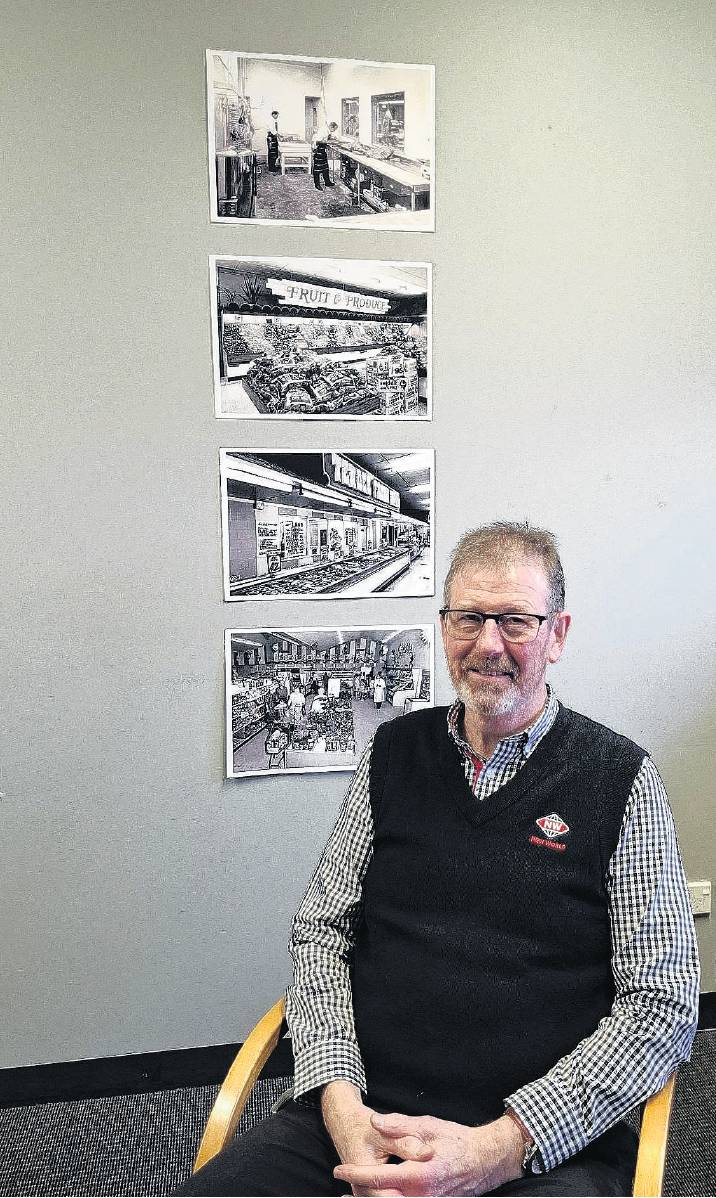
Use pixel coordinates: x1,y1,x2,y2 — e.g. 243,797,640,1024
193,997,678,1197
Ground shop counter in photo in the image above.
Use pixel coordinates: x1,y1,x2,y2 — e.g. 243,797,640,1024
220,449,434,601
225,626,434,778
210,255,431,420
332,144,430,213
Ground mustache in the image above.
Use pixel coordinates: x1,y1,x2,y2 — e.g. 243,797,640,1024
463,657,517,678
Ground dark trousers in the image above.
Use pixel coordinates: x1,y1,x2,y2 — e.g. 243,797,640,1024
313,143,332,188
175,1101,638,1197
267,133,280,172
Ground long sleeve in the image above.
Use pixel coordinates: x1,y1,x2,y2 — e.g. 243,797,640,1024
507,756,701,1171
286,738,374,1100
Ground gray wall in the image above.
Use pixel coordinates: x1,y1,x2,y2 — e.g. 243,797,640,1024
0,0,713,1069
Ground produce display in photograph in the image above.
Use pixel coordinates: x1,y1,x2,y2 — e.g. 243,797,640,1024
210,256,431,419
242,349,418,417
220,449,434,601
225,625,434,778
207,50,434,231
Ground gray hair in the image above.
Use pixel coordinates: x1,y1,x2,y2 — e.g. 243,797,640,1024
443,521,566,614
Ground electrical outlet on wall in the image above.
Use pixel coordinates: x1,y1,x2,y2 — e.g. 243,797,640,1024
688,880,712,917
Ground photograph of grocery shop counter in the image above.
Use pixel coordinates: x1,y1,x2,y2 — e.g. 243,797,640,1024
220,450,433,601
206,50,434,230
225,624,434,778
210,256,431,420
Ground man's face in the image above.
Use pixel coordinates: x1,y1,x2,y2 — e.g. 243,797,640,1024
441,557,570,728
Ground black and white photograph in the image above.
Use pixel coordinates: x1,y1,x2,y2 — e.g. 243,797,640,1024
226,625,434,778
220,449,433,601
211,256,431,420
207,50,434,230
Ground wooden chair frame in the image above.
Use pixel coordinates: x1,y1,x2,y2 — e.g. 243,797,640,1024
194,997,677,1197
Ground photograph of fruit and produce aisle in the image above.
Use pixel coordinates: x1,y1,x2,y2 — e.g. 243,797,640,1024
225,625,433,778
207,50,434,230
220,450,433,601
210,256,431,420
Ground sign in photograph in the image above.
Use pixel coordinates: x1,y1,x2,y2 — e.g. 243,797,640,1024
267,278,390,314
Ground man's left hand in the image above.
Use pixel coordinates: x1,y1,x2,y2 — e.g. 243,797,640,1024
333,1111,525,1197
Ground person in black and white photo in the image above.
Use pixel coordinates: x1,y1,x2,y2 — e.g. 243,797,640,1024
312,120,339,189
372,672,387,710
266,109,280,172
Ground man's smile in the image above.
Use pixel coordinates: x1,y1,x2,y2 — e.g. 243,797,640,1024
465,664,516,680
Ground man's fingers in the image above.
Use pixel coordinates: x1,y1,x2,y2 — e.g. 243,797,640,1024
370,1112,431,1140
335,1165,396,1190
352,1190,403,1198
335,1162,425,1193
384,1136,433,1162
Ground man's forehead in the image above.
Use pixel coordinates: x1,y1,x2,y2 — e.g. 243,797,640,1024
450,556,550,596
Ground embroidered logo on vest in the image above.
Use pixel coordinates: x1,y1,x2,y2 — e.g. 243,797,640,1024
535,813,570,839
529,812,570,853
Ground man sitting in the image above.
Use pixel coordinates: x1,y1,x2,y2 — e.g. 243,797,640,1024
180,522,699,1197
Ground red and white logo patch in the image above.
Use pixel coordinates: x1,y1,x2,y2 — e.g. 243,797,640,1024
535,813,570,840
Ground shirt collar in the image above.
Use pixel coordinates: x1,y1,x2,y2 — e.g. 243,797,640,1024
447,685,559,767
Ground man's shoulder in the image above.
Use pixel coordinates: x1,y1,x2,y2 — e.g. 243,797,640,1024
373,704,450,748
557,703,648,769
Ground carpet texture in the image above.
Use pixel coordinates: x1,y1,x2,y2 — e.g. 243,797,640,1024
0,1033,713,1196
0,1077,290,1196
255,164,356,221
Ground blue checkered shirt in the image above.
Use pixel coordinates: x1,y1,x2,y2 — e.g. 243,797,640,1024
286,691,700,1171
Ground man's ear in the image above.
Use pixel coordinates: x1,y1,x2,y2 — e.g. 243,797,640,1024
547,611,571,664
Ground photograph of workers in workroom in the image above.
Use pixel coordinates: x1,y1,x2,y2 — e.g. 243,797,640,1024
207,50,434,230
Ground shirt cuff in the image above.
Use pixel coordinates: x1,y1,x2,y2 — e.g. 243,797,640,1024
506,1076,586,1173
292,1038,367,1103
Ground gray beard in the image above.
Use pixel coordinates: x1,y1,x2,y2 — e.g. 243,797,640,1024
453,674,520,718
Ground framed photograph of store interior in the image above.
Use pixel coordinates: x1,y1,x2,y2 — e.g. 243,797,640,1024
220,450,434,600
206,50,434,231
225,624,434,778
210,256,431,420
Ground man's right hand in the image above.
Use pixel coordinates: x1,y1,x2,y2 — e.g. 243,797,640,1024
321,1081,430,1197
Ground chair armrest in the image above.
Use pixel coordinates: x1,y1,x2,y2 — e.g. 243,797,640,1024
193,997,287,1174
632,1070,677,1197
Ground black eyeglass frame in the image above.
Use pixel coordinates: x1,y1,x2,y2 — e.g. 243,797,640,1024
439,608,549,642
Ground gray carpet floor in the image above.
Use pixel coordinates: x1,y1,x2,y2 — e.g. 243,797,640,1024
0,1034,713,1196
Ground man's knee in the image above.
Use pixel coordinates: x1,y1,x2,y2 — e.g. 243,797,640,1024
173,1102,341,1197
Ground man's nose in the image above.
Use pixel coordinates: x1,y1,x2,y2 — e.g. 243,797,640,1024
474,617,506,652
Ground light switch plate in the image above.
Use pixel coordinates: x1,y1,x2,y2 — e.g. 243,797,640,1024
688,880,712,917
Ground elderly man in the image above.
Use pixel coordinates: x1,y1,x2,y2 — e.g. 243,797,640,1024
181,523,699,1197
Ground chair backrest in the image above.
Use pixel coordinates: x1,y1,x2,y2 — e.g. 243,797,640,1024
193,998,287,1174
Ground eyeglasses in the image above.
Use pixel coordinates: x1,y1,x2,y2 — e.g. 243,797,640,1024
439,609,548,644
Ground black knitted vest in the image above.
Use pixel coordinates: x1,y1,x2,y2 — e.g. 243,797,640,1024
350,703,646,1124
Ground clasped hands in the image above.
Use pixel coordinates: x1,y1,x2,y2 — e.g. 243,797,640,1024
321,1081,524,1197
